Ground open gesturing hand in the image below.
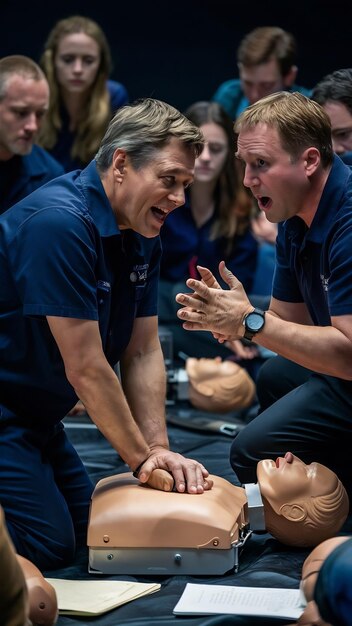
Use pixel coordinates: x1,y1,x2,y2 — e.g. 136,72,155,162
175,261,253,341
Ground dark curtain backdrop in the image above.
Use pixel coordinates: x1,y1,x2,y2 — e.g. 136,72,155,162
1,0,350,112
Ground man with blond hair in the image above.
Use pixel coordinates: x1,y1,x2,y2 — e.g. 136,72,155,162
0,55,63,214
176,91,352,494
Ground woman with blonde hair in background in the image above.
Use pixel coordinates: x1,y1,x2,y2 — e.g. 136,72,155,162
39,15,128,171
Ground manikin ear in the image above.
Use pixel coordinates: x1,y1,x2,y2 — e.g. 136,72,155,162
283,65,297,88
279,503,307,522
302,147,321,177
194,381,215,398
112,148,127,183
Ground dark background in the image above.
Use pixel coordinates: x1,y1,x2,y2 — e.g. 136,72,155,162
1,0,351,112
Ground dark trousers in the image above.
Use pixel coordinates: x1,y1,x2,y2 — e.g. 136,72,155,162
230,356,352,493
0,419,93,570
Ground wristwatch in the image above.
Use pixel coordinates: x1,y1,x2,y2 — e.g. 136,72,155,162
242,308,266,341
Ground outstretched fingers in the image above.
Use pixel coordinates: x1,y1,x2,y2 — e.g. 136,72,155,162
197,265,221,290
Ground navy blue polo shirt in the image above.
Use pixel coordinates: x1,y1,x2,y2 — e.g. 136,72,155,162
0,160,161,424
160,195,258,292
273,156,352,325
0,145,64,215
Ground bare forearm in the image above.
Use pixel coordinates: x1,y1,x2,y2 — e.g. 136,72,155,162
176,265,352,380
255,312,352,379
69,362,150,470
120,346,169,449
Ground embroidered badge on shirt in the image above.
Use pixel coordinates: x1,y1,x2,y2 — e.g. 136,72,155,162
320,274,329,292
130,264,148,283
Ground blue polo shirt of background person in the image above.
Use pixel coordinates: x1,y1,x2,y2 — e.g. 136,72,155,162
0,145,64,215
0,159,161,425
273,155,352,325
212,79,311,120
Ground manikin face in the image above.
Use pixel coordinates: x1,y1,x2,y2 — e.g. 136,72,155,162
55,32,101,95
194,122,228,183
110,137,195,238
187,357,239,382
239,57,296,105
0,74,49,160
237,123,312,225
257,452,338,512
322,100,352,155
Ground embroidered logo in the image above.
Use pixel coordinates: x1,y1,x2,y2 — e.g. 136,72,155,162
97,280,111,291
320,274,329,292
130,264,148,284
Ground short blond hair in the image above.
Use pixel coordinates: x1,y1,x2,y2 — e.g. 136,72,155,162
0,55,46,100
235,91,334,167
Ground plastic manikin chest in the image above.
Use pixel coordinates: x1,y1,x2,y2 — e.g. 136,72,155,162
87,473,253,575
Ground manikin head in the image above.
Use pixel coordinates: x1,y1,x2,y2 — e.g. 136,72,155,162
301,535,350,602
298,536,351,625
186,357,255,413
257,452,349,547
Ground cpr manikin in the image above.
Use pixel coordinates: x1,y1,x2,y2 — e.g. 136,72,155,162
256,452,349,547
186,357,255,413
17,556,58,625
298,536,352,626
0,504,58,626
87,453,349,576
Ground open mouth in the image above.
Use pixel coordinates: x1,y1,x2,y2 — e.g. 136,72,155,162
151,206,169,224
259,196,272,209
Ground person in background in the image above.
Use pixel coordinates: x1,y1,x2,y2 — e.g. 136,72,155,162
159,101,260,366
212,26,310,120
38,15,129,171
0,55,63,216
312,67,352,166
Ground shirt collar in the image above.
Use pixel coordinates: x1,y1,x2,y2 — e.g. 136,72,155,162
78,160,120,238
283,155,351,243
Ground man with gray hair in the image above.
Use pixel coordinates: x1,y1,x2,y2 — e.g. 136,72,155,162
0,98,211,570
0,55,63,214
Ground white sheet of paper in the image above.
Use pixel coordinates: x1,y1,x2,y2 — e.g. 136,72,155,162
173,583,305,620
45,578,160,616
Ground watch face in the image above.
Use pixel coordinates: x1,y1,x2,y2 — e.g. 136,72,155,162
246,312,265,331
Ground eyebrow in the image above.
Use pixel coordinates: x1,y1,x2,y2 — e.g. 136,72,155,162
161,166,194,180
332,125,352,132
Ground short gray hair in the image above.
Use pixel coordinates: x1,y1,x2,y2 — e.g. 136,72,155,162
95,98,204,171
